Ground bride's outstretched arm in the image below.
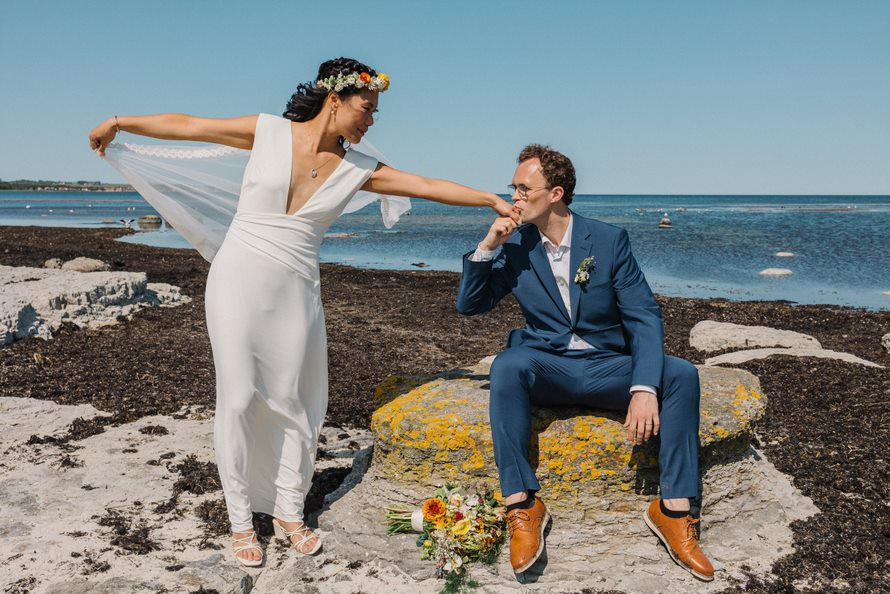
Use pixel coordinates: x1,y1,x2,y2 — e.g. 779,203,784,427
363,164,519,221
89,114,258,156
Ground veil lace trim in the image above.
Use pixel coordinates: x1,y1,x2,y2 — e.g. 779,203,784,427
117,142,244,159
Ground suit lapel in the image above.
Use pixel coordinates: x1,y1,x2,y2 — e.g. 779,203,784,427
524,230,571,323
569,214,592,325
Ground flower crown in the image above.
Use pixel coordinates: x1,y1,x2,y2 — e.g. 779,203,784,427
316,71,390,93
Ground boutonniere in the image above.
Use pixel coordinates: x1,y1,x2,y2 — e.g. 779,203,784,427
574,256,595,285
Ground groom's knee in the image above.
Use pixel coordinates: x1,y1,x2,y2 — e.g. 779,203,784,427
490,348,535,389
662,356,700,401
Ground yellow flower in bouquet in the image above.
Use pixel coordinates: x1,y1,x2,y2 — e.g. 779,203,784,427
450,519,472,536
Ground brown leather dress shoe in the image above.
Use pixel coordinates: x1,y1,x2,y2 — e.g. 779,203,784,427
506,497,550,573
644,498,715,581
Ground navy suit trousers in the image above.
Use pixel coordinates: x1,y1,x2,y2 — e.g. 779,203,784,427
489,346,701,500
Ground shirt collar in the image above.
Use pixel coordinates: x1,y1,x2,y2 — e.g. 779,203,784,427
539,214,573,251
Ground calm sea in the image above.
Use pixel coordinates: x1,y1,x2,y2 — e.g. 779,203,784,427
2,192,888,310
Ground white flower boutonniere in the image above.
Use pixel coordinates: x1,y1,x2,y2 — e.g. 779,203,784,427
574,256,595,285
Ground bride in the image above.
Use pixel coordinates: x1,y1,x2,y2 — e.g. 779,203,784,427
89,57,519,567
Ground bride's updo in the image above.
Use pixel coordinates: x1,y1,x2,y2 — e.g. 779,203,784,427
283,57,378,123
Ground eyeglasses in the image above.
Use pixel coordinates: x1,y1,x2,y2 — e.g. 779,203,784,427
507,184,550,198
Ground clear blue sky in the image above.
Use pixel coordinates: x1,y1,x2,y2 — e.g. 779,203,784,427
2,0,888,194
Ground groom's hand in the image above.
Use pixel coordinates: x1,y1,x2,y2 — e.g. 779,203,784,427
623,391,660,445
479,217,518,251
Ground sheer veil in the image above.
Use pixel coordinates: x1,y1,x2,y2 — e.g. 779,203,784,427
102,136,410,262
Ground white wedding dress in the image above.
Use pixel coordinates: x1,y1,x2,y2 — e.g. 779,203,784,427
204,114,378,531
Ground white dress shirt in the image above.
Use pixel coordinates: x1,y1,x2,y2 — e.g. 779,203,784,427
470,215,656,396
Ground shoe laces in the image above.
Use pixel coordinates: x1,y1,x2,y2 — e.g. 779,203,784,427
685,516,701,543
507,511,530,532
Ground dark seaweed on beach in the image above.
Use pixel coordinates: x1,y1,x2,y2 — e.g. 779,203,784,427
94,508,160,555
2,225,888,592
195,498,230,536
170,454,222,496
139,424,169,435
3,576,36,594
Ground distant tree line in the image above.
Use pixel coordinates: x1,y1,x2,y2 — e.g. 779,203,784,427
0,178,134,192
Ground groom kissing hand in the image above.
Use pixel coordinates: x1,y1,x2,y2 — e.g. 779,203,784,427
456,144,714,581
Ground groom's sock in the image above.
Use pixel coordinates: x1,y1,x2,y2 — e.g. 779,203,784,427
659,499,690,518
506,491,536,513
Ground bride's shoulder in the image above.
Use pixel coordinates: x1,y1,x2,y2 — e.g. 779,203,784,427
345,147,379,171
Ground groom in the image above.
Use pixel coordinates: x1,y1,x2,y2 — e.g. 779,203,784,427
456,145,714,581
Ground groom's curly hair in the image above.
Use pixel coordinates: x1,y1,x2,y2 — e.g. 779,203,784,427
518,144,576,205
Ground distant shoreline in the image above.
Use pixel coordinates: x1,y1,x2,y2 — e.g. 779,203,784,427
0,187,133,193
0,182,133,192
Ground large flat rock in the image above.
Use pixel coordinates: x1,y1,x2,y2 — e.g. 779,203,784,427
705,347,883,368
690,320,821,353
0,264,190,346
318,438,819,592
370,358,765,510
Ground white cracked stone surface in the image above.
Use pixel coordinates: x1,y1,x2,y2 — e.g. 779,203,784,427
0,397,392,594
690,320,822,353
0,265,191,346
705,347,883,369
0,393,820,594
316,441,819,593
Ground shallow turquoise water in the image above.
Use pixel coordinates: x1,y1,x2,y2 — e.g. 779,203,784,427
2,192,888,310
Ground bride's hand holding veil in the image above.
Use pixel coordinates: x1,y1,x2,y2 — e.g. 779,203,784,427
88,117,119,156
89,114,258,157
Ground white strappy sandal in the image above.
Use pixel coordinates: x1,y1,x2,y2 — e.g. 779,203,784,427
272,518,323,555
232,530,264,567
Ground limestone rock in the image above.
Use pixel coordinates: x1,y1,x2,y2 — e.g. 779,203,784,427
690,320,821,352
318,360,817,592
706,347,883,369
759,268,793,276
0,396,384,594
370,359,765,512
61,257,110,272
0,265,191,346
147,282,193,308
43,258,62,269
319,447,818,592
882,333,890,354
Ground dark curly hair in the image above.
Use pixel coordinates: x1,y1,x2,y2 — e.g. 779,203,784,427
283,57,378,123
518,144,576,205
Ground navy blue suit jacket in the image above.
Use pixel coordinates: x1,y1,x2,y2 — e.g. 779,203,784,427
456,212,665,389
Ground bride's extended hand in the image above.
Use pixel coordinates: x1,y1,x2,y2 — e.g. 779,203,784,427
89,118,118,157
492,197,521,224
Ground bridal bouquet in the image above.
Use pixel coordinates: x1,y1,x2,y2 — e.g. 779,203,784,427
386,485,506,588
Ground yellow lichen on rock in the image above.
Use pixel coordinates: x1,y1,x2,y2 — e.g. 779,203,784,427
371,363,765,510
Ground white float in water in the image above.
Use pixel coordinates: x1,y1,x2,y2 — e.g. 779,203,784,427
774,252,795,257
759,268,794,277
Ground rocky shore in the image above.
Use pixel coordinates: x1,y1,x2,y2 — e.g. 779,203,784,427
1,226,888,593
